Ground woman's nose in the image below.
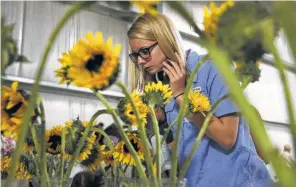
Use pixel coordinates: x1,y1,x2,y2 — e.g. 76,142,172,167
137,56,147,65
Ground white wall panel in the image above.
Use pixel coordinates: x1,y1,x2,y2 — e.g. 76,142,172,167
1,1,130,129
40,92,70,128
245,63,296,124
20,2,67,82
161,2,192,34
2,1,129,93
81,96,117,127
274,31,294,64
182,38,207,55
265,123,294,158
39,91,118,129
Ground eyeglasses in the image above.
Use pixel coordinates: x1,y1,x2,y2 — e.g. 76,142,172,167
129,42,158,63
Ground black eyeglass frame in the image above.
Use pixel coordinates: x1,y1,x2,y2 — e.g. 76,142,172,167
129,42,158,63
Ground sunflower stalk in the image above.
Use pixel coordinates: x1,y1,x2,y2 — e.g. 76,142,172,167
93,89,149,186
48,156,54,178
64,109,109,179
7,2,94,184
171,56,207,185
160,119,177,145
58,128,66,187
99,165,107,178
261,20,296,160
179,112,212,179
93,128,114,151
179,93,231,178
204,40,296,187
118,166,129,186
39,98,49,187
148,104,161,182
29,124,41,177
116,82,157,186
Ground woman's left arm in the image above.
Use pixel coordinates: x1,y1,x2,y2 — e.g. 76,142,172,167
182,104,239,151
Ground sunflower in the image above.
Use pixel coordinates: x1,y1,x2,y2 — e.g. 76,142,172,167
144,81,173,107
131,0,159,15
203,1,234,41
80,145,105,171
24,136,35,153
1,81,28,138
113,133,144,166
101,150,116,166
56,32,121,90
15,162,32,180
65,131,97,161
55,53,72,85
188,90,211,114
118,90,148,127
1,154,34,180
0,156,11,172
234,59,261,83
64,119,98,161
45,125,64,154
1,156,12,179
65,119,91,131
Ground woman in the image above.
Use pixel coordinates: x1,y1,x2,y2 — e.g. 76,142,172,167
127,13,272,187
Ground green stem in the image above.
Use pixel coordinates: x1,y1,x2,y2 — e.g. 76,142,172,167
39,100,49,187
99,165,107,177
179,113,212,179
160,119,177,145
29,152,40,178
58,128,66,187
7,2,94,184
171,55,208,184
93,90,149,186
64,109,109,178
29,124,41,177
116,82,157,186
48,156,53,178
92,128,114,151
148,105,162,182
179,94,230,178
263,29,296,160
118,166,129,186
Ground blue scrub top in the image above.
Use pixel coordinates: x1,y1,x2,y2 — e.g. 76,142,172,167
165,50,272,187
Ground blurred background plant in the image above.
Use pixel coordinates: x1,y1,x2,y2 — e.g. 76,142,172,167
1,17,29,76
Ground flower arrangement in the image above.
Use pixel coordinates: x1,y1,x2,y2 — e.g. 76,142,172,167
1,1,296,187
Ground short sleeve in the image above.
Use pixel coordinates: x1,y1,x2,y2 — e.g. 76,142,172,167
206,62,239,117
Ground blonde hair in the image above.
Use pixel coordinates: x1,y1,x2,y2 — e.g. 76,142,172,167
127,13,186,91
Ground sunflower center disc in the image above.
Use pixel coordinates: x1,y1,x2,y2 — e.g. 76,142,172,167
85,54,104,72
5,102,23,117
123,138,139,153
48,135,61,150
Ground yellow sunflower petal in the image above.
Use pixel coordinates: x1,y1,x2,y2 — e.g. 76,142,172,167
11,81,19,91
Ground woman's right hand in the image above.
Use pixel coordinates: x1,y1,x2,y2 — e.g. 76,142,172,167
163,52,186,99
